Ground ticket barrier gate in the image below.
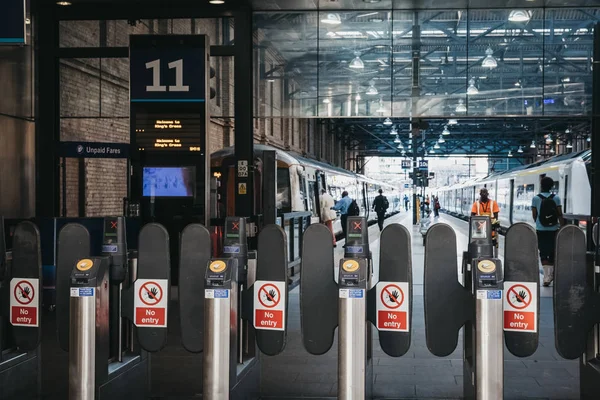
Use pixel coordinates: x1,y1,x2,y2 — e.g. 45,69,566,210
56,217,170,399
552,225,600,399
179,217,288,399
0,220,42,399
301,217,412,399
424,216,539,399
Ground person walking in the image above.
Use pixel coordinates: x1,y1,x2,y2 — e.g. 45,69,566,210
531,176,564,286
433,196,440,218
320,189,337,247
372,189,389,232
404,194,410,211
471,188,500,252
332,191,352,244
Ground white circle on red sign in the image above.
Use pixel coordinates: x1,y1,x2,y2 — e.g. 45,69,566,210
380,284,404,309
14,281,35,305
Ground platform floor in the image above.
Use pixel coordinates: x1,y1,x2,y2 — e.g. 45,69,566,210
260,212,579,400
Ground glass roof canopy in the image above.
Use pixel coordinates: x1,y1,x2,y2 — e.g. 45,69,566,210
254,8,598,119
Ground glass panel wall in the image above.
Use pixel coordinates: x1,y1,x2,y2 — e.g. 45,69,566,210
253,8,599,118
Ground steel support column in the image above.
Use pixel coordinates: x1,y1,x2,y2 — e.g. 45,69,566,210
593,24,600,234
234,9,254,218
411,13,421,225
35,4,60,217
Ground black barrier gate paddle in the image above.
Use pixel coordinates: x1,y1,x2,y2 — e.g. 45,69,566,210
179,223,211,353
553,225,599,359
250,224,288,356
300,223,338,355
122,223,170,353
367,223,412,357
424,223,472,356
504,223,539,357
11,221,42,350
56,223,91,351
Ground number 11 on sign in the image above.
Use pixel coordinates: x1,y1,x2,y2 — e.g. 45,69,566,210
145,59,190,92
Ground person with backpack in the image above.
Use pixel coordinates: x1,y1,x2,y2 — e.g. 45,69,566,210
433,196,441,218
372,189,389,232
331,191,355,245
532,176,564,286
320,189,337,247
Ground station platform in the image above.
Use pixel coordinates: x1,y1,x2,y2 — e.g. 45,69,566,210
260,212,579,400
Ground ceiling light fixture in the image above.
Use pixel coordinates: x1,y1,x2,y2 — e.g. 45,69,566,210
321,13,342,25
442,126,450,136
517,146,523,153
482,47,498,69
434,143,441,149
530,140,536,148
508,10,532,23
56,1,72,5
550,147,555,154
363,0,382,3
430,148,436,154
508,150,513,157
438,135,445,143
565,127,571,134
546,134,553,144
587,136,591,142
514,80,521,87
467,78,479,95
355,93,361,101
397,142,404,149
394,136,401,144
390,127,398,135
566,142,573,149
401,150,407,156
383,117,393,126
562,77,571,83
448,118,458,125
455,99,467,113
323,98,331,104
366,80,379,95
349,52,365,69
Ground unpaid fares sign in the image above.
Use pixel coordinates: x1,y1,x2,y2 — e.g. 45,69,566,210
376,281,409,332
134,279,168,327
503,282,537,333
10,278,39,327
254,280,285,331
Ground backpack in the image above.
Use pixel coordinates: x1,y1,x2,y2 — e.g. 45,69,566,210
382,196,389,211
538,194,559,227
348,199,360,216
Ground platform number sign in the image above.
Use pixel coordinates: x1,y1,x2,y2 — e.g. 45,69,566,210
401,160,411,170
418,160,429,171
130,35,207,103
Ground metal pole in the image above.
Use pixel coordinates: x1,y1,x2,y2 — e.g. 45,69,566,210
203,297,231,399
69,294,96,400
411,12,421,225
475,294,504,399
338,296,367,398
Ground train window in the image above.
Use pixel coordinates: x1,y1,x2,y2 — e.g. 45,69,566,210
299,175,308,211
277,168,291,213
308,182,318,218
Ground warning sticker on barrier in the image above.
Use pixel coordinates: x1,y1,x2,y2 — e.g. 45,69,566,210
134,279,168,328
254,280,285,331
503,282,537,333
205,289,229,299
10,278,39,327
376,282,409,332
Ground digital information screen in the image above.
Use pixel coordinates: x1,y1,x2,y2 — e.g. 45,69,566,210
142,166,196,197
134,105,204,152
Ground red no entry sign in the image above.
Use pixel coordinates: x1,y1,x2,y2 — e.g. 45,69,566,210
507,284,532,310
380,284,404,309
139,281,163,306
14,281,35,305
258,283,281,308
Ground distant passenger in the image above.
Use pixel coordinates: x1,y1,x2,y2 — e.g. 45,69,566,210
404,194,410,211
331,191,352,246
433,196,440,218
532,176,564,287
471,188,500,251
319,189,337,248
372,189,389,232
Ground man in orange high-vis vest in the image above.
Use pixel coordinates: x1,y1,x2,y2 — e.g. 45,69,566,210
471,188,500,251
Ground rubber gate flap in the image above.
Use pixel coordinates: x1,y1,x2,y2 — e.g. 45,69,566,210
424,223,472,357
300,224,337,355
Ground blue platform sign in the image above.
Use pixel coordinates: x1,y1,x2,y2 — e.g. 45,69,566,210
1,0,26,45
58,141,130,158
129,35,207,103
418,160,429,171
401,160,411,170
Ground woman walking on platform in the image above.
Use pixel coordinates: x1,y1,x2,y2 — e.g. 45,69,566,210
320,189,337,247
